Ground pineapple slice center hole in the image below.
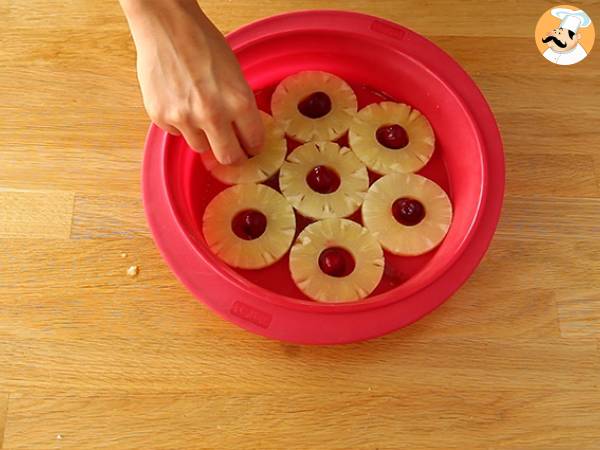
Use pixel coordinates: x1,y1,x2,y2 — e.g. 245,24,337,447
376,124,409,149
297,91,332,119
306,165,341,194
318,247,356,277
392,197,426,226
231,209,267,240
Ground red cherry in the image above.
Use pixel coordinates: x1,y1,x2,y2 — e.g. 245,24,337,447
376,124,409,149
306,165,341,194
297,91,332,119
392,197,426,226
232,210,267,240
318,247,355,277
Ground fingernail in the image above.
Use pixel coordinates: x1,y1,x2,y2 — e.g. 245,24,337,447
246,139,264,156
253,135,265,149
234,153,250,164
248,138,261,150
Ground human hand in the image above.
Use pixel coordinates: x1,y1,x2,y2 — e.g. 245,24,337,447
120,0,264,164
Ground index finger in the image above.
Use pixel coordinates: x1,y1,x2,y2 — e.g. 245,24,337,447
204,120,247,165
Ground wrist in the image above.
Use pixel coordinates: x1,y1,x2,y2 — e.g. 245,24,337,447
121,0,211,47
120,0,206,31
119,0,199,17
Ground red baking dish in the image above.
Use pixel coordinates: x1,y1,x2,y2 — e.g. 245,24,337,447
142,10,505,344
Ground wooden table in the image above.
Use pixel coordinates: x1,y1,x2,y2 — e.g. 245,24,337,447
1,1,599,448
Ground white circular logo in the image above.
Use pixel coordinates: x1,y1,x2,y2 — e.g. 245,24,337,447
535,5,595,66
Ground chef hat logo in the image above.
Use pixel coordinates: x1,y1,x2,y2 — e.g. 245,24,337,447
551,8,592,33
535,5,595,66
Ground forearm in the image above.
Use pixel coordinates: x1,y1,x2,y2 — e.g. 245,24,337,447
118,0,264,163
119,0,211,46
119,0,202,21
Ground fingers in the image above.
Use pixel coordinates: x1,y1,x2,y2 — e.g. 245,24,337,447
146,93,257,164
234,108,265,156
178,122,210,153
155,112,207,152
230,92,264,155
157,113,245,165
204,119,247,165
155,121,181,136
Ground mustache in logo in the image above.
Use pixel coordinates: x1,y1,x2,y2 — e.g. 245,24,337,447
542,35,567,48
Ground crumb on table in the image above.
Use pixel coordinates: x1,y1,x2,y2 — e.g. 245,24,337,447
127,265,139,277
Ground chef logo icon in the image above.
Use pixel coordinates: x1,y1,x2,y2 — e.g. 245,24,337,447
535,5,595,65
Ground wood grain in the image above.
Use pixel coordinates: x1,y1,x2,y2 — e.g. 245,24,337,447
0,394,7,450
2,0,600,448
2,333,597,396
556,290,600,339
497,196,600,241
506,153,599,197
467,238,600,292
71,194,149,239
0,189,74,239
4,389,600,450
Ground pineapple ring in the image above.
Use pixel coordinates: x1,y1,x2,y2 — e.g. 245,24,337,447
201,111,286,185
362,173,452,256
202,184,296,269
271,71,358,142
349,102,435,175
290,219,384,303
279,141,369,220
